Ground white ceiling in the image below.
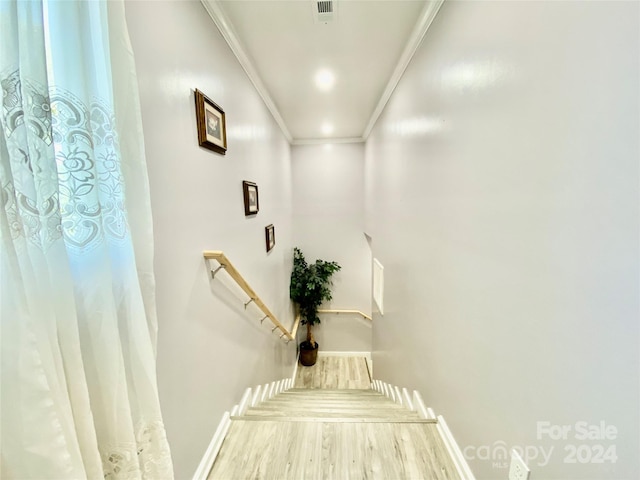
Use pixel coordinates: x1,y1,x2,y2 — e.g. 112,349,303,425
203,0,443,143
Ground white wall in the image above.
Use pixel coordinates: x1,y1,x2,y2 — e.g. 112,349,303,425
365,2,639,479
125,2,296,477
292,144,372,352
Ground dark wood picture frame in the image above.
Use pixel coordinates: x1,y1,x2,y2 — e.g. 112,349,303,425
265,224,275,252
242,181,259,215
194,89,227,155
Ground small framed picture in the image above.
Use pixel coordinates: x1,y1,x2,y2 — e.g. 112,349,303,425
242,181,259,215
194,89,227,155
265,224,275,252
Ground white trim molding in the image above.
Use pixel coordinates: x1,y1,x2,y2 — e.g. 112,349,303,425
192,377,293,480
372,378,475,480
437,416,476,480
362,0,445,139
200,0,293,143
291,137,365,146
192,411,231,480
200,0,445,145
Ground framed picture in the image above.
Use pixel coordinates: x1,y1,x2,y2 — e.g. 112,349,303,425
242,181,259,215
265,224,275,252
194,89,227,155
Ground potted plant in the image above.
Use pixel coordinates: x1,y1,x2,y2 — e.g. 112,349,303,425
290,247,341,366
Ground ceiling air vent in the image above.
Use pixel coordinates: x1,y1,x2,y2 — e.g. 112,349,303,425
317,1,333,14
313,0,336,24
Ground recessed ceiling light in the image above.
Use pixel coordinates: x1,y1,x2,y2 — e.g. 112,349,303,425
321,123,334,135
315,69,335,91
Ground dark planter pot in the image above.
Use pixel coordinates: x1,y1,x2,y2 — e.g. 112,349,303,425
299,341,319,366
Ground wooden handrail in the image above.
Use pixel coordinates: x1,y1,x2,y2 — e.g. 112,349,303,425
203,251,295,341
203,251,370,342
317,309,373,321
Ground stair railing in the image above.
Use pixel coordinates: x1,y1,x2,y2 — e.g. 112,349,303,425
317,309,372,321
203,250,299,342
203,251,371,342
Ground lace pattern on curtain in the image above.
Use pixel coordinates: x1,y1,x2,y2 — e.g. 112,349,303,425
2,69,61,249
102,421,173,480
2,68,128,252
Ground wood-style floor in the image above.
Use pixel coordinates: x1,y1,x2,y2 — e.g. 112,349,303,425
208,357,461,480
210,419,457,479
294,355,371,389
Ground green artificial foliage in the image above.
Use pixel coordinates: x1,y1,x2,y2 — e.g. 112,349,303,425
290,247,341,348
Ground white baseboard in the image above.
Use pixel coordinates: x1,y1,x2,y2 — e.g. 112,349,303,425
192,411,231,480
192,377,291,480
317,351,372,363
372,378,475,480
437,415,476,480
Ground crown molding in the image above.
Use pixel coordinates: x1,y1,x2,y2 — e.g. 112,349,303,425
201,0,293,143
202,0,444,145
291,137,365,146
361,0,445,140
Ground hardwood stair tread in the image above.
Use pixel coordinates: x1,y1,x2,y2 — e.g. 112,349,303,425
206,358,465,480
208,416,461,480
230,416,437,423
243,410,421,419
285,388,377,393
254,402,409,408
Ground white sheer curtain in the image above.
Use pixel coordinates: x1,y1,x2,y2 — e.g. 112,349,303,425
0,1,173,478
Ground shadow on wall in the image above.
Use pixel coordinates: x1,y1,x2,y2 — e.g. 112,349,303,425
203,261,294,344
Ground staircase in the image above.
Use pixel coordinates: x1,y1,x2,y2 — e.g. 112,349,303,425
207,387,465,479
